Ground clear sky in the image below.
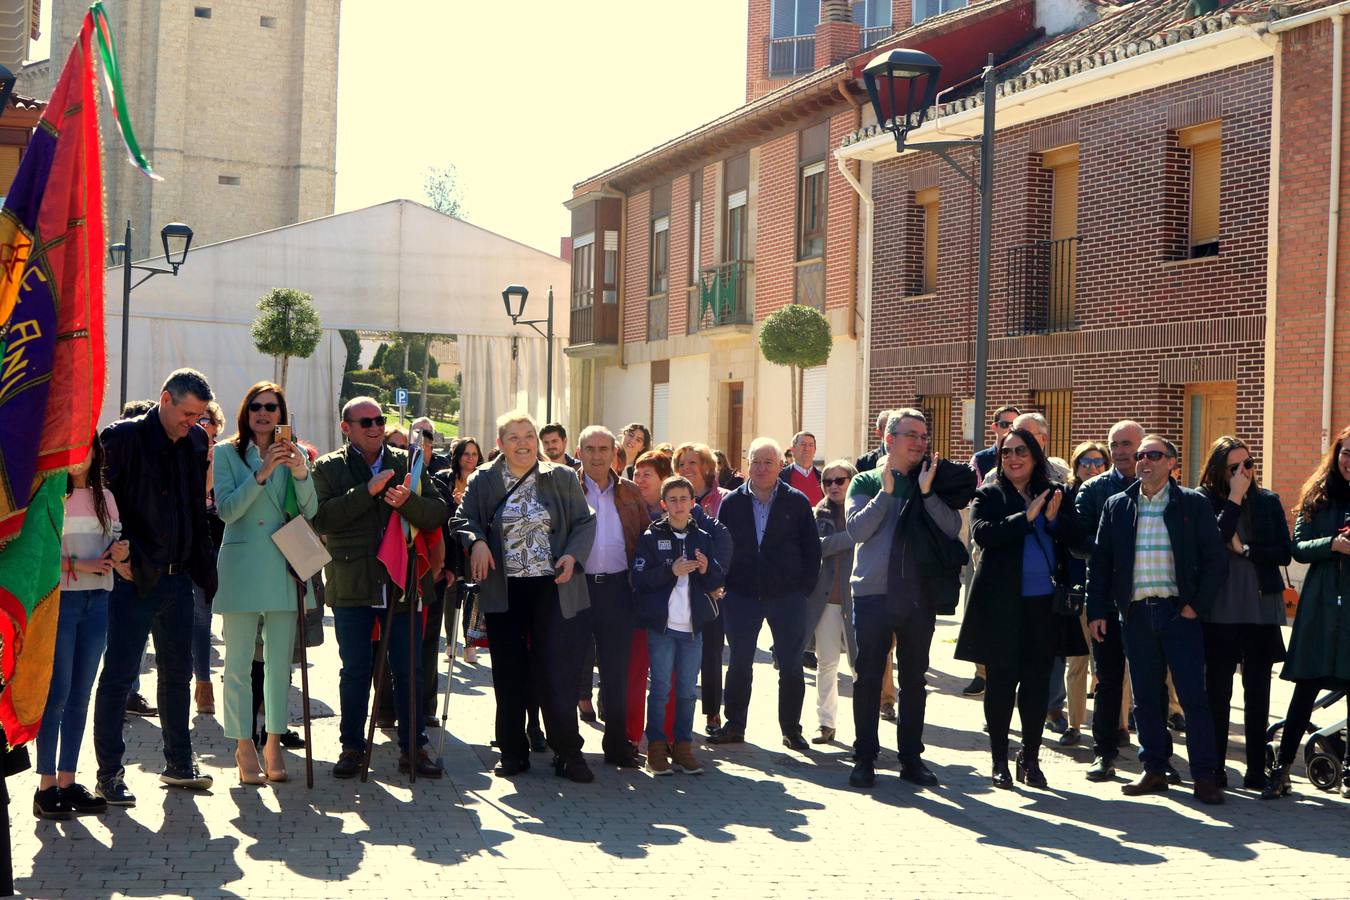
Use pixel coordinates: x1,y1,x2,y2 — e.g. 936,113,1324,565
33,1,748,257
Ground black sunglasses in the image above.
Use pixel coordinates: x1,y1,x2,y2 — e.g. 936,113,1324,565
1228,458,1255,475
1000,444,1030,459
248,402,280,413
346,415,387,429
993,418,1016,430
822,476,849,487
1134,450,1169,462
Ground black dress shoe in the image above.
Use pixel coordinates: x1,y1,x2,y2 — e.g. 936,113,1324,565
33,786,71,820
603,750,643,769
898,757,939,787
399,748,445,779
124,692,157,717
553,755,594,783
1193,776,1225,805
961,676,986,696
1261,764,1292,800
59,783,107,815
1121,771,1170,796
494,757,530,777
1167,712,1187,733
1015,750,1047,789
280,729,306,750
706,729,744,745
782,733,810,752
1242,770,1266,790
991,762,1013,790
1165,763,1183,786
332,749,362,780
528,728,549,753
1085,756,1116,782
849,760,876,788
578,699,597,723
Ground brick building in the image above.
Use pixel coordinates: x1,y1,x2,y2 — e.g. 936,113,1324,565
566,0,1036,466
839,0,1342,498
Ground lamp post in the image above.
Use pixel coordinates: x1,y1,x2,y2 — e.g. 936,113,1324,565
109,218,193,409
501,284,555,423
864,50,997,453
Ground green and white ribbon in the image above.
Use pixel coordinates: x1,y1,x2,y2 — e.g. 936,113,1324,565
90,2,161,181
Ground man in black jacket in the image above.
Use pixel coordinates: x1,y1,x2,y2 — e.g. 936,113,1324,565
856,409,892,473
92,369,218,805
1087,434,1227,804
709,437,821,750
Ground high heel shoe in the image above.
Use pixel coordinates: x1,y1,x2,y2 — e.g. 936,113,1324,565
236,747,266,785
262,743,288,783
991,760,1013,790
1261,764,1292,800
1015,750,1047,788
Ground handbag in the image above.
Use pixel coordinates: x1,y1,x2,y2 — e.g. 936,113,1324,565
1282,566,1299,619
1031,526,1083,617
271,513,331,582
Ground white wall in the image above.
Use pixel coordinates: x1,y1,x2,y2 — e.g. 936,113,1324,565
754,358,796,451
669,354,712,445
823,336,859,465
600,362,652,439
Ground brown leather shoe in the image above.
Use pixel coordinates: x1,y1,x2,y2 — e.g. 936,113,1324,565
194,681,214,715
1121,771,1170,796
1193,776,1225,805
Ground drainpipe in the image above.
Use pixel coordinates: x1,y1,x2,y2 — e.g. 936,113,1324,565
834,148,874,454
616,186,629,370
838,80,865,343
1322,15,1344,451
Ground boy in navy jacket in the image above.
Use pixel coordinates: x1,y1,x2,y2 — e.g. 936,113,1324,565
632,476,725,776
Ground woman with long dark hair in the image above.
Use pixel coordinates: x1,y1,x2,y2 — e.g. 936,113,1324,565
213,381,317,784
1195,436,1291,789
447,437,483,662
956,427,1085,790
1264,425,1350,799
34,434,130,819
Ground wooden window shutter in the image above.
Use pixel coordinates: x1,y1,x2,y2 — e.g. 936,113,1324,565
0,148,20,197
1051,161,1078,241
1189,139,1221,247
917,187,939,294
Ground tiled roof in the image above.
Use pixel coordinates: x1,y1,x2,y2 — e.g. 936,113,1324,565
843,0,1333,146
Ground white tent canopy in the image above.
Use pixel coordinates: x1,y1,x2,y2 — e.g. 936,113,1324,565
104,199,571,452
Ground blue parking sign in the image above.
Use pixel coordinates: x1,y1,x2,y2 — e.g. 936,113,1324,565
395,387,409,408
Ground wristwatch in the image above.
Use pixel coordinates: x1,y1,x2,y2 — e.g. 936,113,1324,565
1241,544,1251,559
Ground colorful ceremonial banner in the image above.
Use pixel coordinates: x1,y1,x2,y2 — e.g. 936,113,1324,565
0,3,148,746
375,448,435,592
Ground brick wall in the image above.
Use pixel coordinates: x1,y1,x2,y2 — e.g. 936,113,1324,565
867,61,1273,468
754,132,800,318
1273,20,1350,515
669,173,692,336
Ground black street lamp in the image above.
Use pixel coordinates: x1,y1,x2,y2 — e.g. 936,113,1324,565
110,218,194,409
864,50,997,453
501,283,555,423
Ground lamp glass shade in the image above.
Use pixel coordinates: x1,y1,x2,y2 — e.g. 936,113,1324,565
108,242,126,267
160,222,193,267
501,284,529,319
862,49,942,145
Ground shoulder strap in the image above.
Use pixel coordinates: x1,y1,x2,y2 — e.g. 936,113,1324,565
488,463,538,529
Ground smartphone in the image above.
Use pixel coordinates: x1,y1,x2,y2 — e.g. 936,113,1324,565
275,424,293,443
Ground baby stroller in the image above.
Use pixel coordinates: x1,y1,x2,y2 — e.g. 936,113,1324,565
1265,689,1348,791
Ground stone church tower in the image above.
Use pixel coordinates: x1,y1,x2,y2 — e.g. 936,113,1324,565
19,1,340,256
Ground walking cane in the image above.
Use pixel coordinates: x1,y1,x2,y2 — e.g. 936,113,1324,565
435,582,464,765
294,576,315,788
360,593,400,783
406,543,419,784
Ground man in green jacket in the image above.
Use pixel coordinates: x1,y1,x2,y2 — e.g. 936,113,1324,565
313,397,450,780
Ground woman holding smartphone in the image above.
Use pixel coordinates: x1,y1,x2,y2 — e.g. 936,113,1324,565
213,381,317,784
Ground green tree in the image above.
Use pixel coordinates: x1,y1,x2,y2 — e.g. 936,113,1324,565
424,164,466,219
250,288,323,391
758,304,832,434
339,329,362,372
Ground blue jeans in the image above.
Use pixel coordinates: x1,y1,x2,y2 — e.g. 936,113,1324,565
333,605,425,753
1121,598,1218,780
646,628,702,745
191,582,212,682
36,589,109,775
722,590,807,736
93,573,196,782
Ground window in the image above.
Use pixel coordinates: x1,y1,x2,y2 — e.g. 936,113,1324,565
651,360,671,443
912,0,966,25
571,232,594,309
920,394,952,461
916,187,939,294
724,154,749,263
689,168,703,285
798,122,828,260
602,231,618,304
801,367,828,461
852,0,892,27
1034,389,1073,464
0,147,21,195
650,183,671,296
772,0,819,37
1044,144,1079,329
1180,121,1221,258
193,6,212,18
260,16,278,28
218,174,240,185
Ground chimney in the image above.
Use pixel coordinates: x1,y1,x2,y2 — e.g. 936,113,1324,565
815,0,862,69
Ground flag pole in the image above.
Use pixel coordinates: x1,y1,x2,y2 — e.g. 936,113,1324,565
294,578,314,788
360,596,399,783
405,542,418,784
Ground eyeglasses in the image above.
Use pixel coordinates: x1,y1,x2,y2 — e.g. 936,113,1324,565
891,430,930,443
1228,458,1255,475
345,415,387,429
822,476,850,487
1078,456,1107,470
1134,450,1169,462
1000,444,1030,459
993,418,1016,430
197,417,214,427
248,402,280,413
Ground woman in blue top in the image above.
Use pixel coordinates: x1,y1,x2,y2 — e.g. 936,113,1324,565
956,428,1086,790
212,382,317,785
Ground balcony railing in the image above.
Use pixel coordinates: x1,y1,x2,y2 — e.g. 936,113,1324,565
697,260,754,329
647,294,668,341
860,25,890,50
795,259,825,311
569,301,619,346
767,35,815,79
1005,236,1079,336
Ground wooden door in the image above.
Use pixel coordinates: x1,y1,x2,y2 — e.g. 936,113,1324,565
726,382,744,473
1182,381,1236,486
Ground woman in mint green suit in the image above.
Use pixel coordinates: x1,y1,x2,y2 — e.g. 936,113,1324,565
213,381,317,785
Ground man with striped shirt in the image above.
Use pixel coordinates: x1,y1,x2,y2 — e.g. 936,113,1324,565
1086,434,1227,805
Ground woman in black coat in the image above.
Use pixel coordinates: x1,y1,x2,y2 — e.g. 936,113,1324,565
1195,436,1290,790
956,428,1086,789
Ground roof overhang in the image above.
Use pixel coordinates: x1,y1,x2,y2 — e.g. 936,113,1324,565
564,188,625,210
837,22,1273,165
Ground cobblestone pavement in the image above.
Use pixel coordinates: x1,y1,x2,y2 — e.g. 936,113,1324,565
10,608,1350,899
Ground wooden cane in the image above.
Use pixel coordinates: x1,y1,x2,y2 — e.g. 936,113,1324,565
294,578,315,788
406,543,419,784
360,594,399,783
